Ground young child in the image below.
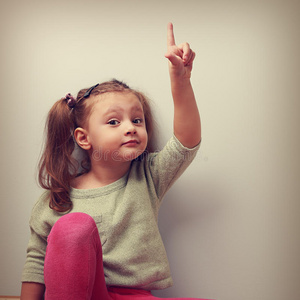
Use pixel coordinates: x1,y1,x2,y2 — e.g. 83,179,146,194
21,23,208,300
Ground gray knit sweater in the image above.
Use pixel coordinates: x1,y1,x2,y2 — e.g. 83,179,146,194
22,135,200,290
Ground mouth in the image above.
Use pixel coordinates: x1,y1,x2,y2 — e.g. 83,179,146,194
122,140,139,146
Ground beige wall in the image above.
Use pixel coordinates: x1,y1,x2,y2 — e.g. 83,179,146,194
0,0,299,299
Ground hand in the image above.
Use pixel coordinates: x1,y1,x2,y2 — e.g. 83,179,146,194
165,22,196,79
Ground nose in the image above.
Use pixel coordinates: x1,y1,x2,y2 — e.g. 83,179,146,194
124,122,136,135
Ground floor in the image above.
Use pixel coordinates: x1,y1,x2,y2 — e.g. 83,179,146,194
0,297,20,300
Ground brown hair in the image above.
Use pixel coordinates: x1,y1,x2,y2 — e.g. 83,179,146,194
38,79,156,212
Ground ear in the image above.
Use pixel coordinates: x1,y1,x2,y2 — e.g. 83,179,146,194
74,127,91,150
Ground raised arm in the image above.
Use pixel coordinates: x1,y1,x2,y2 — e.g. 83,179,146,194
165,22,201,148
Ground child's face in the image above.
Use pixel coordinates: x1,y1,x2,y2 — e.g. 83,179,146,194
86,92,148,163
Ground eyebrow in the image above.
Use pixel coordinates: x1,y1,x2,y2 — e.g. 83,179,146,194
103,105,144,116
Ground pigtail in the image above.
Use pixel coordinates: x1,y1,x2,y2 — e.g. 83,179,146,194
38,98,77,212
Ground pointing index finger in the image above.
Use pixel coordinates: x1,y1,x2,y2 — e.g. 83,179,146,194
167,22,176,47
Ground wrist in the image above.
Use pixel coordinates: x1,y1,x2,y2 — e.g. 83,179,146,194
170,76,192,93
169,68,192,81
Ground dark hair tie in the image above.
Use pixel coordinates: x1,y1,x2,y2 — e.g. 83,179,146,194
63,83,99,110
64,93,76,108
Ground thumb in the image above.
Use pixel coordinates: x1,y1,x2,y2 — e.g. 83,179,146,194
165,52,181,66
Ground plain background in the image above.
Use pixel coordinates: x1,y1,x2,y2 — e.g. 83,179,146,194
0,0,299,299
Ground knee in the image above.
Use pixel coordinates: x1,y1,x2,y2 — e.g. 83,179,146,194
55,212,96,228
49,213,97,244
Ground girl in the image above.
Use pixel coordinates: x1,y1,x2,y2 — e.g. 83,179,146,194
21,23,208,300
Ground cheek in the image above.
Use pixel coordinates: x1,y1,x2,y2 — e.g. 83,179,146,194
141,129,148,146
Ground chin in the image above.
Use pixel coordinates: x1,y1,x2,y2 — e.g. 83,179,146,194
121,148,147,161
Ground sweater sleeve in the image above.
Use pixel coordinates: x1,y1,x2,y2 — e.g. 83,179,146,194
147,134,200,201
21,226,47,284
21,192,54,284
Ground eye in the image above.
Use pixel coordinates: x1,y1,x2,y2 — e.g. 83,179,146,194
108,119,120,125
133,118,143,124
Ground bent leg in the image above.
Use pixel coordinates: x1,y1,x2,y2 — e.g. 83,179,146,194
44,212,111,300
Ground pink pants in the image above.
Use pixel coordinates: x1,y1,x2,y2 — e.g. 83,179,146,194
44,213,212,300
